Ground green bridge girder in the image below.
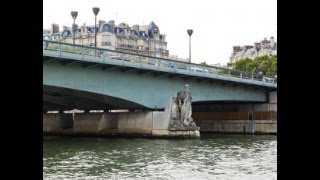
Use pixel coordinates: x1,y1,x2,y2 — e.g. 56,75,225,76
43,56,275,111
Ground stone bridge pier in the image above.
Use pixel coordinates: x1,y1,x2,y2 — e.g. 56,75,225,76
43,111,200,138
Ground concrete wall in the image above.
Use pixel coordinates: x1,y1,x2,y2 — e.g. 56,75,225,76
193,103,276,112
43,113,73,132
73,113,102,133
195,120,276,134
269,91,277,103
254,120,277,134
269,91,277,111
44,110,276,136
153,111,169,130
43,111,200,137
269,104,277,111
72,112,153,135
117,112,153,134
43,112,156,135
97,113,119,134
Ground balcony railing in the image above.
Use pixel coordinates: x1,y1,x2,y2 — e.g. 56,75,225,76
43,40,277,87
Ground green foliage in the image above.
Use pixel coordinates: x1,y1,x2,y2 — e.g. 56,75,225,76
233,55,277,77
200,61,209,66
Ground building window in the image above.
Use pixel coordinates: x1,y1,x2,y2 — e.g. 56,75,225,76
101,41,111,46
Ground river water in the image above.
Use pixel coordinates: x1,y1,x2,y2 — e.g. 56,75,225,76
43,135,277,179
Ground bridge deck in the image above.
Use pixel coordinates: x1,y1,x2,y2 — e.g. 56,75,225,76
43,41,277,89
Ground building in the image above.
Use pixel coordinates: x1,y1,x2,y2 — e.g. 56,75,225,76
51,24,59,34
43,29,51,35
228,36,277,66
54,21,169,58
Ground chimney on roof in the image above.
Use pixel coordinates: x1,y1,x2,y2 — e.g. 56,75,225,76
233,46,241,53
132,24,139,32
243,45,253,51
108,20,115,28
51,23,59,33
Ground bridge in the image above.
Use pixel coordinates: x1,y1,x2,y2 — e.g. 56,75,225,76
43,40,277,137
43,40,277,111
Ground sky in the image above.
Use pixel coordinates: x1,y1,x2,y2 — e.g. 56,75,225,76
43,0,277,65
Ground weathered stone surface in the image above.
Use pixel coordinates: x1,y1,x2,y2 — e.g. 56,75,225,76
152,111,167,130
167,85,200,131
73,113,102,132
152,129,200,138
117,112,153,134
97,113,119,132
43,113,73,132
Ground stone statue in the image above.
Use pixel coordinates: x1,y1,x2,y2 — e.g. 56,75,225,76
168,84,199,130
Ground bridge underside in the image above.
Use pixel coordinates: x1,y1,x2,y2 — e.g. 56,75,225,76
43,85,147,111
43,85,265,112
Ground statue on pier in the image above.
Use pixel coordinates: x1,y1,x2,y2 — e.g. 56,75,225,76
168,84,199,130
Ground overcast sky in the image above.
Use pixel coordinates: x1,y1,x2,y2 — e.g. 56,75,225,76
43,0,277,65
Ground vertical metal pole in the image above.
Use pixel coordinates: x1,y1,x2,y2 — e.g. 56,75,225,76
73,19,75,45
216,68,218,77
82,46,84,60
95,16,97,57
154,39,156,57
140,56,142,68
95,16,97,48
157,58,160,70
189,36,191,63
59,42,62,58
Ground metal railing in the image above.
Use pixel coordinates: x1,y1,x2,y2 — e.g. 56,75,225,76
43,40,277,87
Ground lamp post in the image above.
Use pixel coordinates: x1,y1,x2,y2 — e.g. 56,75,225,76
92,7,100,56
187,29,193,63
71,11,78,45
153,28,159,57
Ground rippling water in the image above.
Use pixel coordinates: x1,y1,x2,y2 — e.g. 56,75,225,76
43,135,277,179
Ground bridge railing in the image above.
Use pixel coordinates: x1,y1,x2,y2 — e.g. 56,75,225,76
43,40,277,87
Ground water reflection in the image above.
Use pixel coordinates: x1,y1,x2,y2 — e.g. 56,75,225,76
44,135,277,179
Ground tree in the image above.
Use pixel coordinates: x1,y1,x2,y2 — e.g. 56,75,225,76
200,61,209,66
233,55,277,77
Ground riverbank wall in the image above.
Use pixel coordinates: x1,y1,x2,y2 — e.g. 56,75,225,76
193,111,277,134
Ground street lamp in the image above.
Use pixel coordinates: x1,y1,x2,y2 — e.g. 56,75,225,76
92,7,100,56
71,11,78,45
92,7,100,48
187,29,193,63
153,28,159,57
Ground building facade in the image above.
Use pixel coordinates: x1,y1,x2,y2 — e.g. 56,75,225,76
43,29,51,35
50,21,169,58
229,37,277,66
